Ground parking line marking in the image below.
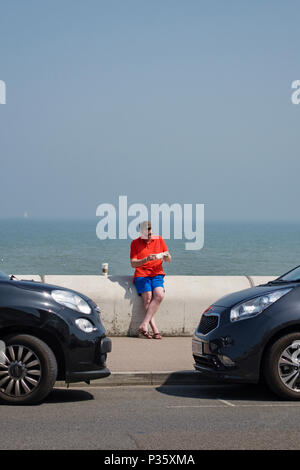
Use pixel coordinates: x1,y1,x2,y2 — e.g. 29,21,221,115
218,399,235,407
167,405,225,408
167,403,300,408
237,404,300,407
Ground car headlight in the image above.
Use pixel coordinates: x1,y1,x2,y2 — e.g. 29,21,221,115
75,318,95,333
230,288,292,322
51,290,91,314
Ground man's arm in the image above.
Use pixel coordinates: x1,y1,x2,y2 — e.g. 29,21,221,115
160,237,171,263
131,254,157,268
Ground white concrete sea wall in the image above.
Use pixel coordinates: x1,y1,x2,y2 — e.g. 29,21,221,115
249,276,278,286
14,275,43,282
26,275,277,336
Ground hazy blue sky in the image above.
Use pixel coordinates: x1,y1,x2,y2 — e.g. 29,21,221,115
0,0,300,221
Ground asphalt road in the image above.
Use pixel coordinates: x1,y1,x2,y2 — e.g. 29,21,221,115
1,383,300,451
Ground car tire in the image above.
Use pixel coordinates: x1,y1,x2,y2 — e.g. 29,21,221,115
0,334,57,405
263,332,300,400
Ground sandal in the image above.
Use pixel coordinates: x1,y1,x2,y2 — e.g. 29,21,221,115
138,328,152,339
152,332,162,339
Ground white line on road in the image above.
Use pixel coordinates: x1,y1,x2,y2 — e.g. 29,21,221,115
218,399,235,407
237,404,300,407
167,405,225,408
167,403,300,408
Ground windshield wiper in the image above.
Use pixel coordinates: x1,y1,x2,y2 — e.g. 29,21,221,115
267,279,300,285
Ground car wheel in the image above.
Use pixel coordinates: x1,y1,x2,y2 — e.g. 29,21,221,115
0,334,57,405
263,332,300,400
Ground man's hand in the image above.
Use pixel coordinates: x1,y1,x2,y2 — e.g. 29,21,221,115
147,254,157,261
131,254,156,268
131,252,171,268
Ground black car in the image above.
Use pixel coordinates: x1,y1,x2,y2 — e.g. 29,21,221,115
193,265,300,400
0,270,111,404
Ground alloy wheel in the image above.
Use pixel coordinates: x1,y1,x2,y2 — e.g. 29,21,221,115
0,344,42,398
278,340,300,393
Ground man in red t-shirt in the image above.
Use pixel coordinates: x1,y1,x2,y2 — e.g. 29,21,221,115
130,220,171,339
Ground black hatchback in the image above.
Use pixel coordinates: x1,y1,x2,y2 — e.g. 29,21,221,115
193,265,300,400
0,270,111,404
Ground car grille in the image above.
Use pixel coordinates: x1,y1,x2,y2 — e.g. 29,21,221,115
198,314,219,335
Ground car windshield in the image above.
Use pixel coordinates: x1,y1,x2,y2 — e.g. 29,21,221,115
275,265,300,283
0,270,10,280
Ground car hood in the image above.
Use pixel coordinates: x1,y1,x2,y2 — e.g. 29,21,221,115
11,279,94,305
213,283,296,308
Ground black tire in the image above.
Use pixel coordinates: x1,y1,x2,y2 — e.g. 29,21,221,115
0,334,57,405
263,332,300,400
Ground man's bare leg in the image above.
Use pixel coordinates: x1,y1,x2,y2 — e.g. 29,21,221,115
149,287,164,335
139,287,164,334
139,291,153,333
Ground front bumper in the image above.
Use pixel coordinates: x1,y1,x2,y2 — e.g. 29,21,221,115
193,339,252,383
66,335,112,384
68,367,111,383
192,306,268,384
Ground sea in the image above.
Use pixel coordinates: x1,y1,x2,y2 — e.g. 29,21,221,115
0,218,300,277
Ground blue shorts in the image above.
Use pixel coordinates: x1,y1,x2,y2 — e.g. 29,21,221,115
134,275,165,295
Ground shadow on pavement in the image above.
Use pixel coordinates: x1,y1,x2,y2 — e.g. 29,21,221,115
45,388,94,404
0,388,94,406
156,376,280,402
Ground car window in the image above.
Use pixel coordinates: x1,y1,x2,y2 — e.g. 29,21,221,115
279,265,300,282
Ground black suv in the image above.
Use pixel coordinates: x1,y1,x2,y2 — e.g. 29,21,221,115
193,265,300,400
0,271,111,404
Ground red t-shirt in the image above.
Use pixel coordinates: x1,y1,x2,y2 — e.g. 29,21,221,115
130,235,169,279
